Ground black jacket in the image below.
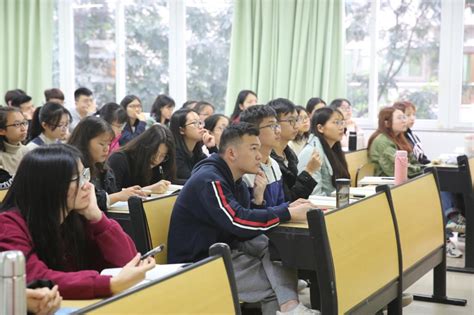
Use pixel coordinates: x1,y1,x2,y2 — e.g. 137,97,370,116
271,146,317,201
91,168,119,212
175,145,207,185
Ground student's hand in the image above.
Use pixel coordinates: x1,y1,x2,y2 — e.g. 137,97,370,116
148,180,171,194
289,198,312,207
110,253,156,295
27,285,62,315
75,183,103,222
202,130,216,148
288,203,314,222
252,170,267,206
116,186,148,201
136,112,146,122
305,149,322,174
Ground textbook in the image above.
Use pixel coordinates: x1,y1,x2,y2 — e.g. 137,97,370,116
357,176,395,187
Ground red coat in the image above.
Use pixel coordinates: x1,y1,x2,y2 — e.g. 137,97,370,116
0,210,137,299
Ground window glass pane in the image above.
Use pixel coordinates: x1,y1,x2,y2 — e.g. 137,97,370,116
74,0,116,107
125,0,169,111
378,0,441,119
345,0,371,118
52,1,59,90
462,2,474,123
186,0,233,113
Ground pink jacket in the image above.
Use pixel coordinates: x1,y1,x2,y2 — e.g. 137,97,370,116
108,134,121,156
0,210,137,299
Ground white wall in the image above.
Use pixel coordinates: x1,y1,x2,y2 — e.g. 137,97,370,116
360,128,474,159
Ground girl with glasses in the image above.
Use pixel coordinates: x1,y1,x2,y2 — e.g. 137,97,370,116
170,108,215,184
298,107,350,196
97,102,128,156
288,106,311,155
0,107,29,189
0,144,155,299
329,98,360,148
68,117,147,212
119,95,146,145
27,102,72,151
108,124,176,194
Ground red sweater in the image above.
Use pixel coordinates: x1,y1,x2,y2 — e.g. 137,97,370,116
0,210,137,299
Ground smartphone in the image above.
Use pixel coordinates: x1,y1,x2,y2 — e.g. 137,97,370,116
140,244,165,260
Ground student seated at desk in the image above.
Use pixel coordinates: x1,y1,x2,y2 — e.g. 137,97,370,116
368,107,464,258
0,107,29,189
97,102,127,156
26,102,71,150
119,95,146,146
230,90,258,124
297,107,350,196
68,117,147,212
268,99,321,201
0,145,155,299
170,108,215,184
108,124,175,194
168,123,318,315
288,106,311,156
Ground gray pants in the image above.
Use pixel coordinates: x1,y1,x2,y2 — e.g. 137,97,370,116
232,235,298,315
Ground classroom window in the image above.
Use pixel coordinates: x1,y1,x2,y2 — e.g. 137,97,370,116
185,0,233,113
461,2,474,124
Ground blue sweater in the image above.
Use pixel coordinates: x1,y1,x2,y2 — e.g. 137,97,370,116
167,154,290,263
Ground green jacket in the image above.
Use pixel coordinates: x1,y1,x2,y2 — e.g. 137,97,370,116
369,133,422,178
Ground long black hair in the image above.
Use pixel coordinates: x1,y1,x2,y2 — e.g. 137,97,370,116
97,102,127,126
204,114,230,133
29,102,71,140
230,90,257,121
294,105,310,142
68,116,114,179
119,124,176,185
150,94,175,125
310,107,350,185
0,144,87,270
169,108,203,157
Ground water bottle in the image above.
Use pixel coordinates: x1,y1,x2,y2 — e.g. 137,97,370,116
394,150,408,185
348,132,357,151
0,250,27,315
336,178,351,208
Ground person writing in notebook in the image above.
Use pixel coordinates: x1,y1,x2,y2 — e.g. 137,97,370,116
168,123,319,315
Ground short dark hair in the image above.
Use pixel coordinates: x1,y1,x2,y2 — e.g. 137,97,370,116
218,123,259,154
306,97,326,113
329,98,351,110
98,102,127,125
266,98,296,117
74,87,93,101
44,88,65,102
194,101,215,114
11,93,32,108
4,89,26,106
239,105,276,127
204,114,230,133
29,102,72,140
182,100,197,109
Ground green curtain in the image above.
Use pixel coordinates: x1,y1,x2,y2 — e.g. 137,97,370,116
0,0,54,106
226,0,345,113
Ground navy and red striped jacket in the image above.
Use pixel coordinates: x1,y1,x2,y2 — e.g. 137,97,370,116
167,154,290,263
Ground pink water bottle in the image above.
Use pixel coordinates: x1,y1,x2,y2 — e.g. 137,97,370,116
394,150,408,185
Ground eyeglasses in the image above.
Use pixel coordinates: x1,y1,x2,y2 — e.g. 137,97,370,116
259,123,281,132
128,104,142,109
299,116,309,123
5,120,29,129
279,118,301,127
339,105,351,112
333,120,346,127
52,122,69,130
185,120,205,128
71,168,91,188
395,115,408,121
